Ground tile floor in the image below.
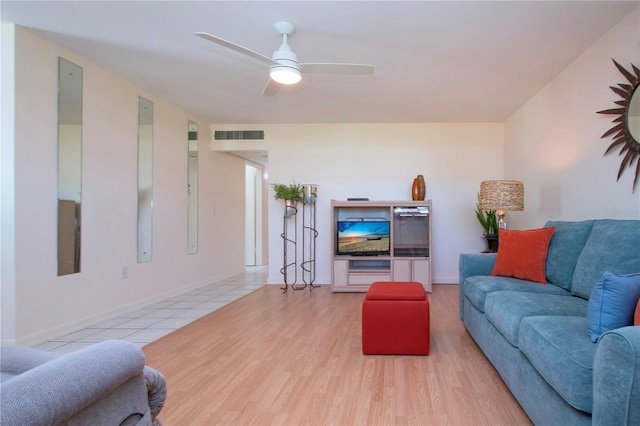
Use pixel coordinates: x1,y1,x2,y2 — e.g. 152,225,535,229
34,266,268,354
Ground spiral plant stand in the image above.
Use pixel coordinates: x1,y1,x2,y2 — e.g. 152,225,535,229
280,199,298,293
300,184,319,291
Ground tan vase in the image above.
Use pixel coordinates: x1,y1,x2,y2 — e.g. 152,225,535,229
411,178,420,201
417,175,426,200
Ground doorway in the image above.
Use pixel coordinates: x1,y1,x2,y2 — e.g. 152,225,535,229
245,163,266,266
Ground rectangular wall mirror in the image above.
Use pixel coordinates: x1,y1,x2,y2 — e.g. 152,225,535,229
58,58,83,276
188,120,198,254
137,97,153,263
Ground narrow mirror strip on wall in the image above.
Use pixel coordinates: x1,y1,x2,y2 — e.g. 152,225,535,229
188,120,199,254
137,97,153,263
57,58,83,276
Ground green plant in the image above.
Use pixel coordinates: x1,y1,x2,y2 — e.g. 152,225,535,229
271,182,304,202
475,194,499,235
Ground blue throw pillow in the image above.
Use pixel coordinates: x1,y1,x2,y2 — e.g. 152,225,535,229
587,271,640,342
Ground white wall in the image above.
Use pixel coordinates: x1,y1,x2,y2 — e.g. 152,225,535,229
505,8,640,228
2,26,246,345
213,123,505,285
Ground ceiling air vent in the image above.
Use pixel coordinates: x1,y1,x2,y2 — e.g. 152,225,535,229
214,130,265,140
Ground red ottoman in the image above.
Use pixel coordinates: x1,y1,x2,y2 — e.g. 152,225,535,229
362,281,430,355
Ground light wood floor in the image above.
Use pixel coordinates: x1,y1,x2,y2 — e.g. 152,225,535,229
143,284,532,426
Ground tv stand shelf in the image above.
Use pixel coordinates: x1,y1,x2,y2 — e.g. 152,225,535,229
331,200,432,293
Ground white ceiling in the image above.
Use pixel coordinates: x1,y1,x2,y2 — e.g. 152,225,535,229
2,1,637,125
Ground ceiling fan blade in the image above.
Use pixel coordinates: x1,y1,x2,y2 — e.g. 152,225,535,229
262,79,281,97
195,32,273,64
299,63,375,75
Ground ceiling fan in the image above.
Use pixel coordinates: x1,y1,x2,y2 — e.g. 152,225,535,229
195,22,375,96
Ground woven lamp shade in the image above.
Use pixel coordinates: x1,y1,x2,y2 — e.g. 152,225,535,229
478,180,524,211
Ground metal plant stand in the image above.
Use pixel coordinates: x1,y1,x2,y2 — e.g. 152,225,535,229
280,200,298,293
299,184,319,291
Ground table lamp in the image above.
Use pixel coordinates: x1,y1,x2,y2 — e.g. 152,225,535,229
478,180,524,229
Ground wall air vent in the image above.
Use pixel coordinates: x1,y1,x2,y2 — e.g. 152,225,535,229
214,130,265,140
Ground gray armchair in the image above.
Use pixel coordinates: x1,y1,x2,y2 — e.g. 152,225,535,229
1,339,166,426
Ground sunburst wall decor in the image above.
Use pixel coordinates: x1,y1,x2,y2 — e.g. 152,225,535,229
597,59,640,193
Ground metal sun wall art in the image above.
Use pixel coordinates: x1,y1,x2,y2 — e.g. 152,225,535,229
597,59,640,193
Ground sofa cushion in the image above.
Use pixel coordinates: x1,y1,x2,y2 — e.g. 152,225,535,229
587,271,640,342
519,316,595,413
544,220,594,290
572,220,640,299
490,227,555,283
485,292,587,347
463,275,570,314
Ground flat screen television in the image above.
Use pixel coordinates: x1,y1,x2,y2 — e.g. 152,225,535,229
336,220,391,256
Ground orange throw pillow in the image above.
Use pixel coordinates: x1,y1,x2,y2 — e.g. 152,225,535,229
490,227,555,284
635,298,640,326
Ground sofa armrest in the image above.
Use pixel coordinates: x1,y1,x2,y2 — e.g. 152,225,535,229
0,345,60,376
0,340,146,426
144,366,167,418
458,253,497,320
593,326,640,426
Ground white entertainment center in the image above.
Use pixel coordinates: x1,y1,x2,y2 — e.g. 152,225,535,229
331,200,432,292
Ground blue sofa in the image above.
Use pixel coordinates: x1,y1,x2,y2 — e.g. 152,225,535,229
459,219,640,425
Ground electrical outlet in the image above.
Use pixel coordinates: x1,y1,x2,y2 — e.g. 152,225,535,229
120,266,128,279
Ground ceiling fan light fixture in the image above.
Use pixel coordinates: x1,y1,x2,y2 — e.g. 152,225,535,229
270,45,301,85
270,65,302,85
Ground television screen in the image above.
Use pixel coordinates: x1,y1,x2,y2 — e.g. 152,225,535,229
336,221,390,255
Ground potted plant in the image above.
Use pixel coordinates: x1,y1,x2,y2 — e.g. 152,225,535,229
475,195,499,252
271,182,303,217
